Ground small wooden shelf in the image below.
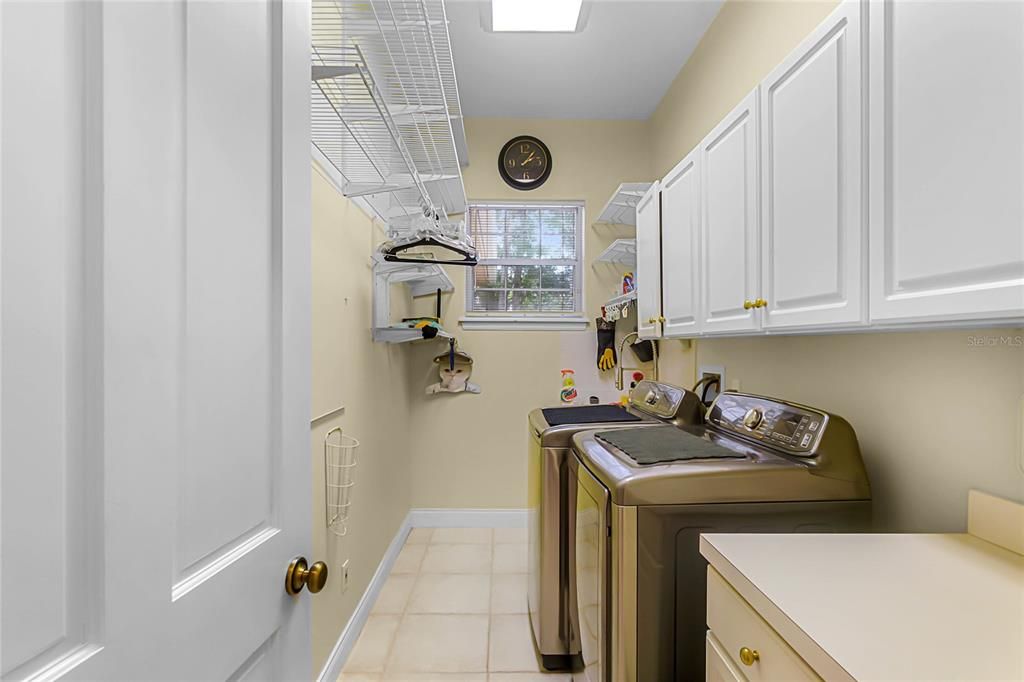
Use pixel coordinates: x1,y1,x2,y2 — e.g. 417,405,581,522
595,183,652,226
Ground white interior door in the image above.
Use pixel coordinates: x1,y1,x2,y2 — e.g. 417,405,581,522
635,182,663,340
1,2,313,680
868,0,1024,323
660,151,701,338
760,0,864,330
699,89,760,335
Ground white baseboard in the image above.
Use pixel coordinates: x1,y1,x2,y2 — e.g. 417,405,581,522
315,513,412,682
315,507,529,681
408,508,528,528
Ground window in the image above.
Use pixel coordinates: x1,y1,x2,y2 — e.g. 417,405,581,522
465,203,583,317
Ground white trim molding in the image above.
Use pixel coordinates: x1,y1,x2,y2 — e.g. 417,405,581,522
408,508,528,528
459,316,589,331
315,508,528,682
316,514,412,682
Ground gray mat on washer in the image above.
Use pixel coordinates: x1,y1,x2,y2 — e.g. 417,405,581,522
594,425,745,465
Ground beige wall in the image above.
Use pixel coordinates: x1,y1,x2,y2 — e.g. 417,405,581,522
310,164,417,672
646,0,1024,530
405,117,654,508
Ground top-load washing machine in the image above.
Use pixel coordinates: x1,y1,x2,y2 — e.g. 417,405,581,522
569,391,872,682
526,381,704,670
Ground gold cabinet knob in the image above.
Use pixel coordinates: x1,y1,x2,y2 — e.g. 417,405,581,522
285,557,329,595
739,647,760,666
743,300,754,310
648,317,658,324
658,315,666,322
755,298,768,308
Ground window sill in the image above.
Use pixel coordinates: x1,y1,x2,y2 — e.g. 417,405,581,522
459,316,590,332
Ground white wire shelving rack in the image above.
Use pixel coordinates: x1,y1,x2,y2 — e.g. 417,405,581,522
312,0,467,224
595,183,653,226
594,239,637,267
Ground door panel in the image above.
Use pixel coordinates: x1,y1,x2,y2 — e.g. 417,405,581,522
636,182,662,339
0,3,104,677
761,0,864,329
1,2,312,680
869,0,1024,322
572,458,609,682
661,151,701,338
700,90,760,334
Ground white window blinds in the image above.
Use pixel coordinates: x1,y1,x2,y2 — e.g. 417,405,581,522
466,204,583,315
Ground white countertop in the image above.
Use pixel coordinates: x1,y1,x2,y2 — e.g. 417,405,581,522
700,532,1024,681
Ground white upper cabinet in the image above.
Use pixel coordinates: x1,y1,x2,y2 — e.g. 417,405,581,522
636,181,663,339
760,0,865,330
868,0,1024,323
699,89,760,334
661,150,702,337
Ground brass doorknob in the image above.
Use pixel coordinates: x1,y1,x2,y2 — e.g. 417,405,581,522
285,557,329,595
739,646,760,666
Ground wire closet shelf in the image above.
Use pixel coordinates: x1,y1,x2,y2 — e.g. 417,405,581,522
312,0,467,234
324,427,360,537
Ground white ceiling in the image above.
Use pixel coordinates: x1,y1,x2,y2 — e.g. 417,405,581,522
447,0,724,120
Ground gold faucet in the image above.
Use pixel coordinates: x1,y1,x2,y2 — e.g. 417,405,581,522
615,331,658,391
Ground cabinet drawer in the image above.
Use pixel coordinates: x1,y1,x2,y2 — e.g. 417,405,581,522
707,631,747,682
707,567,820,682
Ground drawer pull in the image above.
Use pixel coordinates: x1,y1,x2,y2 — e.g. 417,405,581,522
739,647,760,666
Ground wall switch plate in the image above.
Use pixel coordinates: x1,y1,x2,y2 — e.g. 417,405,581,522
341,559,350,593
698,364,726,402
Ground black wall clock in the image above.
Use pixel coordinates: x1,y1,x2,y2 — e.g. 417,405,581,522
498,136,552,190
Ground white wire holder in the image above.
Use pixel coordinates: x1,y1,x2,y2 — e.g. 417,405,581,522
325,427,360,537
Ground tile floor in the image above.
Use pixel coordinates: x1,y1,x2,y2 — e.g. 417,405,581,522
339,527,570,682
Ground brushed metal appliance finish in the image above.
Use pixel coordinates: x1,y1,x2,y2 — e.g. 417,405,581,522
526,381,702,669
569,390,872,681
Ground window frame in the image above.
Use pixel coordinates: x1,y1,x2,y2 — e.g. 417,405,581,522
462,201,586,324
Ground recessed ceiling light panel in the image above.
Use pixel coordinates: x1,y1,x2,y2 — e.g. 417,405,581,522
491,0,584,32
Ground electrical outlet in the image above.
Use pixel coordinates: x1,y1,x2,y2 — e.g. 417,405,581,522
341,559,350,593
698,364,725,402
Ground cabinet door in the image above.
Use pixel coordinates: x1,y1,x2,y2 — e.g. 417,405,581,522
700,89,760,334
636,181,663,339
661,150,701,337
868,0,1024,323
760,0,864,330
706,632,747,682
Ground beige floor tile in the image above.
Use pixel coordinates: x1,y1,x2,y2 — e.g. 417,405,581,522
488,615,541,672
489,574,528,614
408,573,491,614
492,544,527,574
431,528,493,545
487,675,571,681
373,574,416,614
406,528,434,544
493,527,527,544
387,614,489,673
338,675,381,682
421,543,492,574
383,674,487,681
344,615,400,673
392,543,428,574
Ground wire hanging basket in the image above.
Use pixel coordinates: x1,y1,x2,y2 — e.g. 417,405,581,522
325,427,360,537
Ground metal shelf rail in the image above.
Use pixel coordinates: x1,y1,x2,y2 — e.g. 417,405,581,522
311,0,467,224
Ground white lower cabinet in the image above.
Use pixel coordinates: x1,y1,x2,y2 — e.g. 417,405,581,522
660,150,701,337
635,181,662,339
706,632,747,682
759,0,865,330
699,88,761,335
868,0,1024,324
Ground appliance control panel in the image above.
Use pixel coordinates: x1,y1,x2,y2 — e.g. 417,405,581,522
707,392,828,456
629,380,687,420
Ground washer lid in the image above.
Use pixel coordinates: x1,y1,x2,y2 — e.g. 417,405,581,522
571,422,870,507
